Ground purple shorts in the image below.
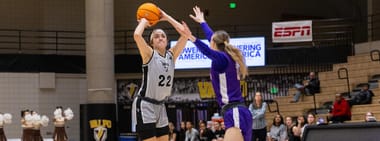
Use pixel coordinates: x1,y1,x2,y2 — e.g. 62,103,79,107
223,106,253,141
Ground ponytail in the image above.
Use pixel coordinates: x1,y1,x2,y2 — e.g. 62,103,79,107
212,30,248,79
224,42,248,79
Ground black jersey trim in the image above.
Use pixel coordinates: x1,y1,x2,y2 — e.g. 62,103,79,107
139,65,148,97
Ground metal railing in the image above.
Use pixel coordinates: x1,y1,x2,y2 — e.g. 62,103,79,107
0,29,85,54
0,18,356,55
369,13,380,41
265,100,280,115
338,67,351,98
370,49,380,62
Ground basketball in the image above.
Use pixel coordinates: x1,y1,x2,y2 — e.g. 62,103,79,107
136,3,161,26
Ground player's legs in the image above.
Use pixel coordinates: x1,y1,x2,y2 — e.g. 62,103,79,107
223,106,253,141
224,127,244,141
137,126,168,141
133,98,159,140
292,90,302,102
156,126,169,141
156,103,169,141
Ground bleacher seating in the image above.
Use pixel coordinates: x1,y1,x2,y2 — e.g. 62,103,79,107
264,50,380,127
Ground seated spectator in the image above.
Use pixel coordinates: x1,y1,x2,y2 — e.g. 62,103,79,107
293,115,306,140
350,83,374,105
290,72,320,103
185,121,200,141
178,121,187,141
220,122,225,131
212,121,225,140
365,112,377,122
329,93,351,123
285,116,301,141
199,121,215,141
268,114,287,141
306,113,317,126
169,122,179,141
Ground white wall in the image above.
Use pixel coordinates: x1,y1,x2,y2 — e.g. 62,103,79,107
0,73,87,141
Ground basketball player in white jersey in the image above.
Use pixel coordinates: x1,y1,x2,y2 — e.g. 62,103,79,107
132,8,187,141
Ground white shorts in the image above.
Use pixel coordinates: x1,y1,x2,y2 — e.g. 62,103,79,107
131,97,169,132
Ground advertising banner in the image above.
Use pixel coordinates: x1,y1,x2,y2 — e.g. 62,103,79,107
272,20,312,43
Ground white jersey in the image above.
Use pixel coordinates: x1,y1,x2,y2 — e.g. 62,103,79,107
138,50,175,101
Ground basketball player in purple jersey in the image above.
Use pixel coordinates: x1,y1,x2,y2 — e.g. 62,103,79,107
177,6,253,141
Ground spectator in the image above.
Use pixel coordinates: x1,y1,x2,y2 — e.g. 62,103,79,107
178,121,187,141
198,120,205,129
185,121,199,141
302,112,317,136
365,112,377,122
199,121,215,141
290,72,320,103
220,122,225,131
212,121,225,140
293,115,306,140
268,114,287,141
306,113,316,126
350,83,374,105
329,93,351,123
169,122,179,141
285,116,300,141
249,92,267,141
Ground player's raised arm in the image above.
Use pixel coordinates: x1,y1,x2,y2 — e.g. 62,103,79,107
133,18,153,64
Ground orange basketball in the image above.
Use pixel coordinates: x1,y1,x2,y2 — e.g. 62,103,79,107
136,3,161,26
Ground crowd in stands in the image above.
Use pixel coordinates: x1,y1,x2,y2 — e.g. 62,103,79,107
118,70,378,140
168,120,226,141
116,71,375,107
327,82,375,123
168,110,378,141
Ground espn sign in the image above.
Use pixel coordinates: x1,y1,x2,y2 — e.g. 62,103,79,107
272,20,312,43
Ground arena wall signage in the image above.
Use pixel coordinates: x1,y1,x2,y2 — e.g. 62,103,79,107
80,104,117,141
170,37,265,69
198,81,247,99
272,20,312,43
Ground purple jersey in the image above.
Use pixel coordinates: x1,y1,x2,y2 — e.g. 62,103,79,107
193,23,244,107
193,22,252,141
